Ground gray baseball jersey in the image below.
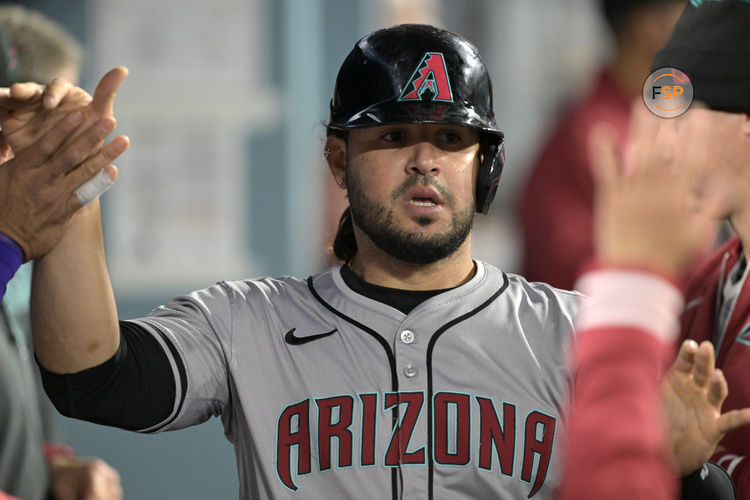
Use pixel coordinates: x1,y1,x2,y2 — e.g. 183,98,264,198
129,261,579,499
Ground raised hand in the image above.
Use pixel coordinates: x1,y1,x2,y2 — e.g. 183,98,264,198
0,67,127,153
0,109,129,260
589,103,715,277
663,339,750,475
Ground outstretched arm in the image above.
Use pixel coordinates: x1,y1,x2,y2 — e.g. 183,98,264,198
15,69,129,374
560,104,716,500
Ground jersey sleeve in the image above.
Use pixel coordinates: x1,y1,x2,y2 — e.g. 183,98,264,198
558,267,683,500
128,281,235,432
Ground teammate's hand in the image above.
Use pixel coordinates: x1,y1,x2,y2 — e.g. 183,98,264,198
48,455,122,500
0,67,127,153
0,109,129,260
662,339,750,475
589,103,715,277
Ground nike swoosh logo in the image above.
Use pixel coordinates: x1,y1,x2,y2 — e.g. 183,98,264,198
284,327,338,345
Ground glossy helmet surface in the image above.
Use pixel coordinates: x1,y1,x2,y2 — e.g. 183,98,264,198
328,24,505,214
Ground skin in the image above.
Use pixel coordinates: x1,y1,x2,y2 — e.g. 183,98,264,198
7,68,749,485
0,69,127,373
0,68,128,497
672,104,750,244
590,102,750,474
325,123,480,290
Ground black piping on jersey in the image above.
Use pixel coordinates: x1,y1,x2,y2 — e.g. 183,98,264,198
307,276,402,500
426,273,509,500
144,323,189,433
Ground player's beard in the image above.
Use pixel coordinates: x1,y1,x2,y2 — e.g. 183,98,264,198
346,169,474,264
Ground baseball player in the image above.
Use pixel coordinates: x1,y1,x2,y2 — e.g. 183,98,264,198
13,25,580,499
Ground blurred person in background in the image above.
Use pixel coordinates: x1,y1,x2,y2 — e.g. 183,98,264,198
516,0,687,290
0,5,123,500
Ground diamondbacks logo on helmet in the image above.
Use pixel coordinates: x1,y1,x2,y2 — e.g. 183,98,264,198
398,52,454,103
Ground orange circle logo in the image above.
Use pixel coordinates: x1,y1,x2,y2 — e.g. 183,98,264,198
643,68,693,118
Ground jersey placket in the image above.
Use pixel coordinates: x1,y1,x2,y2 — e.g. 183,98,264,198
392,321,430,499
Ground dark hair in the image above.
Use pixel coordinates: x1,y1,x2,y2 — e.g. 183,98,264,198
332,207,356,263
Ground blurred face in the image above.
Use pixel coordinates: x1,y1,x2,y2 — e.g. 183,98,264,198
672,104,750,219
344,123,480,264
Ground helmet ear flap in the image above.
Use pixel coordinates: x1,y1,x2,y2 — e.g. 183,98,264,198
475,134,505,214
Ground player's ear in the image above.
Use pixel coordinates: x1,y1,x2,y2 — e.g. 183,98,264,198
741,113,750,137
325,135,347,190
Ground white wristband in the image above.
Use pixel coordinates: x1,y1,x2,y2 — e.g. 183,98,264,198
574,269,684,343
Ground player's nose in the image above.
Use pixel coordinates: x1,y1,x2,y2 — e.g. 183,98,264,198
406,140,441,177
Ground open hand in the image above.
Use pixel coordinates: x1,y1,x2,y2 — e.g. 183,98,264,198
662,339,750,475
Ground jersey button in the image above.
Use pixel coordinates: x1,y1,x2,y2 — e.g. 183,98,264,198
400,330,415,344
404,365,418,378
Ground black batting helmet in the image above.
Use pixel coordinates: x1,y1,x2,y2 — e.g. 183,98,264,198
328,24,505,214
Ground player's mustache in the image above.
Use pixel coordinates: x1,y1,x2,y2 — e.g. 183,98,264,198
390,174,454,206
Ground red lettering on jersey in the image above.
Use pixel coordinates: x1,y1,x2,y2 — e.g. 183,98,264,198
476,397,516,475
359,393,378,467
316,395,354,471
521,411,557,498
276,399,311,491
384,391,426,465
433,392,471,465
399,52,454,102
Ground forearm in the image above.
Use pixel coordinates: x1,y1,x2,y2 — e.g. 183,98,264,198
560,268,682,500
31,200,119,373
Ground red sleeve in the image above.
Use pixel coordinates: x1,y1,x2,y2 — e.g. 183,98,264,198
0,491,20,500
558,268,683,500
559,327,678,500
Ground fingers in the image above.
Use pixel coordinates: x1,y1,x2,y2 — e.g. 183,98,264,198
717,407,750,435
672,339,699,375
66,136,128,208
90,67,128,117
15,111,85,165
707,368,729,407
589,123,622,195
47,117,117,178
692,340,715,388
0,82,44,111
623,101,660,175
7,81,45,102
71,163,118,208
43,77,74,109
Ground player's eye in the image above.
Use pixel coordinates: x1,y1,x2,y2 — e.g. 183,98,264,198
381,130,404,142
440,132,462,143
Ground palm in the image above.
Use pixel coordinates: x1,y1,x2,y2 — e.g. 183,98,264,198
0,67,127,153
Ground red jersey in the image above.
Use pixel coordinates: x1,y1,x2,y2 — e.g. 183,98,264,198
517,70,630,290
681,236,750,495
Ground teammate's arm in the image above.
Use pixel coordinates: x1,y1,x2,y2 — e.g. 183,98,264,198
3,70,129,373
560,107,727,500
